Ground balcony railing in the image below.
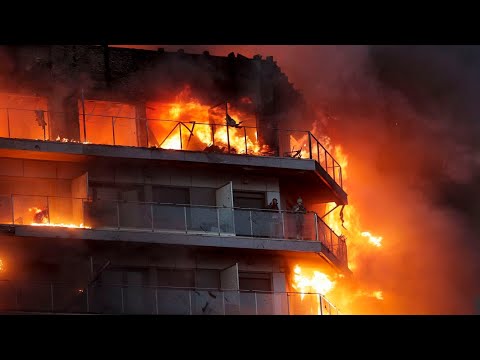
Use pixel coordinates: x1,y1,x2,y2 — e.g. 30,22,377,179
0,281,341,315
0,107,343,189
0,194,348,266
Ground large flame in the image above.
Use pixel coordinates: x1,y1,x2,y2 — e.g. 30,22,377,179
290,264,338,315
290,133,386,314
147,86,266,154
292,264,335,298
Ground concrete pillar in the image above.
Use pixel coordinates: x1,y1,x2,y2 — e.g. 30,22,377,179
135,103,147,147
272,272,288,314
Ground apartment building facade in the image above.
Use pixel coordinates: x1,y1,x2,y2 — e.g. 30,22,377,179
0,45,348,314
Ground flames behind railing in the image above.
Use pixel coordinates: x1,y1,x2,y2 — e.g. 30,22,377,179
0,106,343,189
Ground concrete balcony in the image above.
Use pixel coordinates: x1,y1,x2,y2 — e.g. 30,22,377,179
0,281,341,315
0,195,348,271
0,107,347,205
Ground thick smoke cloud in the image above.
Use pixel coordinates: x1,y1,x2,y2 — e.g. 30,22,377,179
121,45,480,313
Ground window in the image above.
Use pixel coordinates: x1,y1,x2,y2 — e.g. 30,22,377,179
90,183,145,202
195,269,220,289
233,191,265,209
78,99,137,146
152,186,190,205
239,272,272,292
157,269,195,288
0,93,49,140
189,187,216,206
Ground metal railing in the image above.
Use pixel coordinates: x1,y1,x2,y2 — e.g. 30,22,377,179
0,106,343,189
0,281,341,315
145,118,342,188
0,194,348,266
0,107,50,141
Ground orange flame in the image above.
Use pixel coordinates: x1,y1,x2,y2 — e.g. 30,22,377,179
360,231,382,247
30,223,90,229
147,86,269,154
289,131,386,314
55,135,91,144
292,265,335,298
290,264,339,315
355,290,384,301
28,206,90,229
0,258,4,272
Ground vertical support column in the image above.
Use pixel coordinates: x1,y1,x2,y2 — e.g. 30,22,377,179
6,108,10,138
151,204,154,232
189,290,193,315
50,283,54,312
116,202,120,229
112,117,116,145
308,132,312,159
135,103,148,148
81,89,87,142
121,287,125,314
249,211,253,236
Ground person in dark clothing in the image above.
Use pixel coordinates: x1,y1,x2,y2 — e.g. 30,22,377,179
266,198,281,238
266,198,279,210
292,197,307,239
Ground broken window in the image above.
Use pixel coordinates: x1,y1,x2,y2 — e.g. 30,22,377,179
0,93,49,140
78,99,137,146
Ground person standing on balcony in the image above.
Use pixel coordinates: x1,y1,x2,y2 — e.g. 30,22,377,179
266,198,281,238
292,197,306,240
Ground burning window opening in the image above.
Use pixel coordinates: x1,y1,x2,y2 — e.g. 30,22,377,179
290,264,339,315
78,99,137,147
8,195,91,229
146,88,267,156
27,205,89,228
0,93,50,140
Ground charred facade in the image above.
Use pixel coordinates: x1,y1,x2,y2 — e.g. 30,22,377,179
0,45,347,315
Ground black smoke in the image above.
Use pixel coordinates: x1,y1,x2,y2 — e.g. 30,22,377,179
117,45,480,313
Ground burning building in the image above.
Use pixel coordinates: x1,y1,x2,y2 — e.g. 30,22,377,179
0,45,348,314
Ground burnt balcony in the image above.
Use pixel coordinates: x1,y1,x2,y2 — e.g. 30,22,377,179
0,106,345,199
0,195,348,269
0,281,341,315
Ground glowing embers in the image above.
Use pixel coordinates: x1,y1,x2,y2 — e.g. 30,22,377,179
55,136,91,144
78,100,137,147
0,93,50,140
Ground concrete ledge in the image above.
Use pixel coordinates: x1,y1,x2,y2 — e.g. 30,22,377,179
0,138,315,170
0,137,348,205
13,225,323,253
